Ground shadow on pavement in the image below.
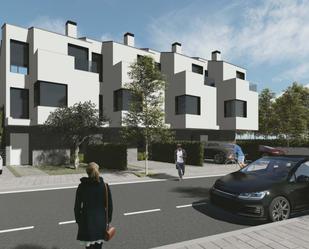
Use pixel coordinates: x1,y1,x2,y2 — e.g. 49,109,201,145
193,199,267,226
170,186,212,198
12,245,60,249
147,173,178,180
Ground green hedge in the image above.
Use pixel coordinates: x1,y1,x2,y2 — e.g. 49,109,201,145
237,139,309,161
84,143,127,170
150,141,204,166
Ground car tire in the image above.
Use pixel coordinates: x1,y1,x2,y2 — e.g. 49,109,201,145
214,153,225,164
268,196,290,222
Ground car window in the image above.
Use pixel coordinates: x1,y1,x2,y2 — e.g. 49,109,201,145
295,161,309,179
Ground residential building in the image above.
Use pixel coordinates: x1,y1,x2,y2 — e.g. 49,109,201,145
0,21,258,165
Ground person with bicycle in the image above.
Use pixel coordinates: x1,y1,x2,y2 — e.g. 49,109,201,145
232,141,246,168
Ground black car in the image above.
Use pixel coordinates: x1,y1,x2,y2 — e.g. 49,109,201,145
209,156,309,222
204,142,235,164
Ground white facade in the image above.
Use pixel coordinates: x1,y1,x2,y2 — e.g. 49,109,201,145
0,21,258,165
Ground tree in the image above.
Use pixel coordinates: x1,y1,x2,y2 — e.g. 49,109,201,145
0,106,3,146
44,101,108,168
273,82,309,145
122,55,174,175
258,88,276,138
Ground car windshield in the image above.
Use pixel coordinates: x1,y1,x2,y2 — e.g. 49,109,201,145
240,157,300,178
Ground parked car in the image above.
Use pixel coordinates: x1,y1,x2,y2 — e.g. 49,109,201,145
210,156,309,222
204,142,235,164
259,145,285,157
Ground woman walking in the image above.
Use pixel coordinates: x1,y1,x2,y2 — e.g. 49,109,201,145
74,162,113,249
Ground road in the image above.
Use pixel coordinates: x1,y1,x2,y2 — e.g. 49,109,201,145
0,177,266,249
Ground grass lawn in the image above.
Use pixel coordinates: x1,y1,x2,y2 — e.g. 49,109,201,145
33,163,102,175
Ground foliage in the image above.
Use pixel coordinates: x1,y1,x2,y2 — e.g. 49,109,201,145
84,143,127,170
121,55,174,174
150,141,204,166
258,88,276,137
272,82,309,145
44,101,109,168
0,106,3,146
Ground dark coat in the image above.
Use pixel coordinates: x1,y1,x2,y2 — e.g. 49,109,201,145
74,176,113,241
174,149,187,164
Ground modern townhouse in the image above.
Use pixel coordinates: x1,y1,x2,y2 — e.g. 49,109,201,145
0,21,258,166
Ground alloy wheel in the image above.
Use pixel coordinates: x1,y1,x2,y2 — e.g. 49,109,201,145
269,196,290,222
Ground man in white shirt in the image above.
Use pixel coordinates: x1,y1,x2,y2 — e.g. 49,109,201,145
174,144,187,180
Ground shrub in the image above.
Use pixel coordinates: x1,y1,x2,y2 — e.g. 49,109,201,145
84,143,127,170
150,141,204,166
137,152,146,161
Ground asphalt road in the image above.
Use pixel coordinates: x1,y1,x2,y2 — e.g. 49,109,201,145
0,177,266,249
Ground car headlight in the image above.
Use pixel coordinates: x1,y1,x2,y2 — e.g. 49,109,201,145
238,191,269,200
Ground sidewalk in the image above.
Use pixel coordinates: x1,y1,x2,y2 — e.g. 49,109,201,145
151,215,309,249
0,160,239,192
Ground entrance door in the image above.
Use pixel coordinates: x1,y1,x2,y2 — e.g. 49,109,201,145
10,133,29,165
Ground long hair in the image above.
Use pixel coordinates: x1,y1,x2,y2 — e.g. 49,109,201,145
86,162,100,183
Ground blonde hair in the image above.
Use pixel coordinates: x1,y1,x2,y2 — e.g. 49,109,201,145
86,162,100,183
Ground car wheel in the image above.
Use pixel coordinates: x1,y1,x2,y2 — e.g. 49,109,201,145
214,153,225,164
269,196,290,222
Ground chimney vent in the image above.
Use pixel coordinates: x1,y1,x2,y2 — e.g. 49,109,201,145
211,50,221,61
65,20,77,38
124,32,135,46
172,42,182,54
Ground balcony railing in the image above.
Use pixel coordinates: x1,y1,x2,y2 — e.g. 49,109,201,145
74,58,99,73
249,83,257,92
204,76,215,87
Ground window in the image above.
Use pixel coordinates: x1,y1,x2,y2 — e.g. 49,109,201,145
295,162,309,179
92,53,103,82
34,81,67,107
192,64,203,75
204,70,208,77
113,89,131,111
99,94,103,119
175,95,200,115
236,71,245,80
155,62,161,71
10,40,29,75
10,88,29,119
68,44,89,71
224,100,247,118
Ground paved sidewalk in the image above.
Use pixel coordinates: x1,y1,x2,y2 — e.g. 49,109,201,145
0,160,239,192
152,215,309,249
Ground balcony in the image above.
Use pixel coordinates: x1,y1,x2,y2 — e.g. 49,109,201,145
249,83,257,92
74,58,99,73
204,76,215,87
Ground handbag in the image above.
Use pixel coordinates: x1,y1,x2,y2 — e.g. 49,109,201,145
104,183,116,241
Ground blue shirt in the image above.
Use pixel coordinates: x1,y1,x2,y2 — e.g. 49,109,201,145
234,144,244,157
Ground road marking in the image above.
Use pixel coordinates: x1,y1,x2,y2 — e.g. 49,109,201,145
0,226,34,234
176,202,207,209
124,208,161,216
0,174,227,194
59,220,76,225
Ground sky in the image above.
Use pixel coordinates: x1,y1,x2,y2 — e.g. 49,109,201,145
1,0,309,95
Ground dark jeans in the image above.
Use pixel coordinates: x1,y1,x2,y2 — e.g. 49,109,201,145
86,243,103,249
176,162,185,178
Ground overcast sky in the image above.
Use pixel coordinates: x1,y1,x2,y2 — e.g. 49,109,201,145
1,0,308,95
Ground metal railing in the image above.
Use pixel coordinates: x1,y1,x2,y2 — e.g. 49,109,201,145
204,77,216,87
74,59,99,73
249,83,257,92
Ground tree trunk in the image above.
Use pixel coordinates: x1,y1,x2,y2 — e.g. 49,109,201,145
74,144,80,169
145,139,149,176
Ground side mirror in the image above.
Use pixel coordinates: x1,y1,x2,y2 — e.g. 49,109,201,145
297,175,309,183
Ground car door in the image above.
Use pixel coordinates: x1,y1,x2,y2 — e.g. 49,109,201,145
288,161,309,211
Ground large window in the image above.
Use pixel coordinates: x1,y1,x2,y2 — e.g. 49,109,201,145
10,88,29,119
34,81,67,107
113,89,131,111
236,71,245,80
10,40,29,75
92,53,103,82
175,95,200,115
192,64,203,75
68,44,89,71
224,100,247,118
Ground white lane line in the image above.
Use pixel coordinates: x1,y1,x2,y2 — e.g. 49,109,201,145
176,202,207,209
59,220,76,225
0,226,34,234
124,208,161,216
0,173,227,195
